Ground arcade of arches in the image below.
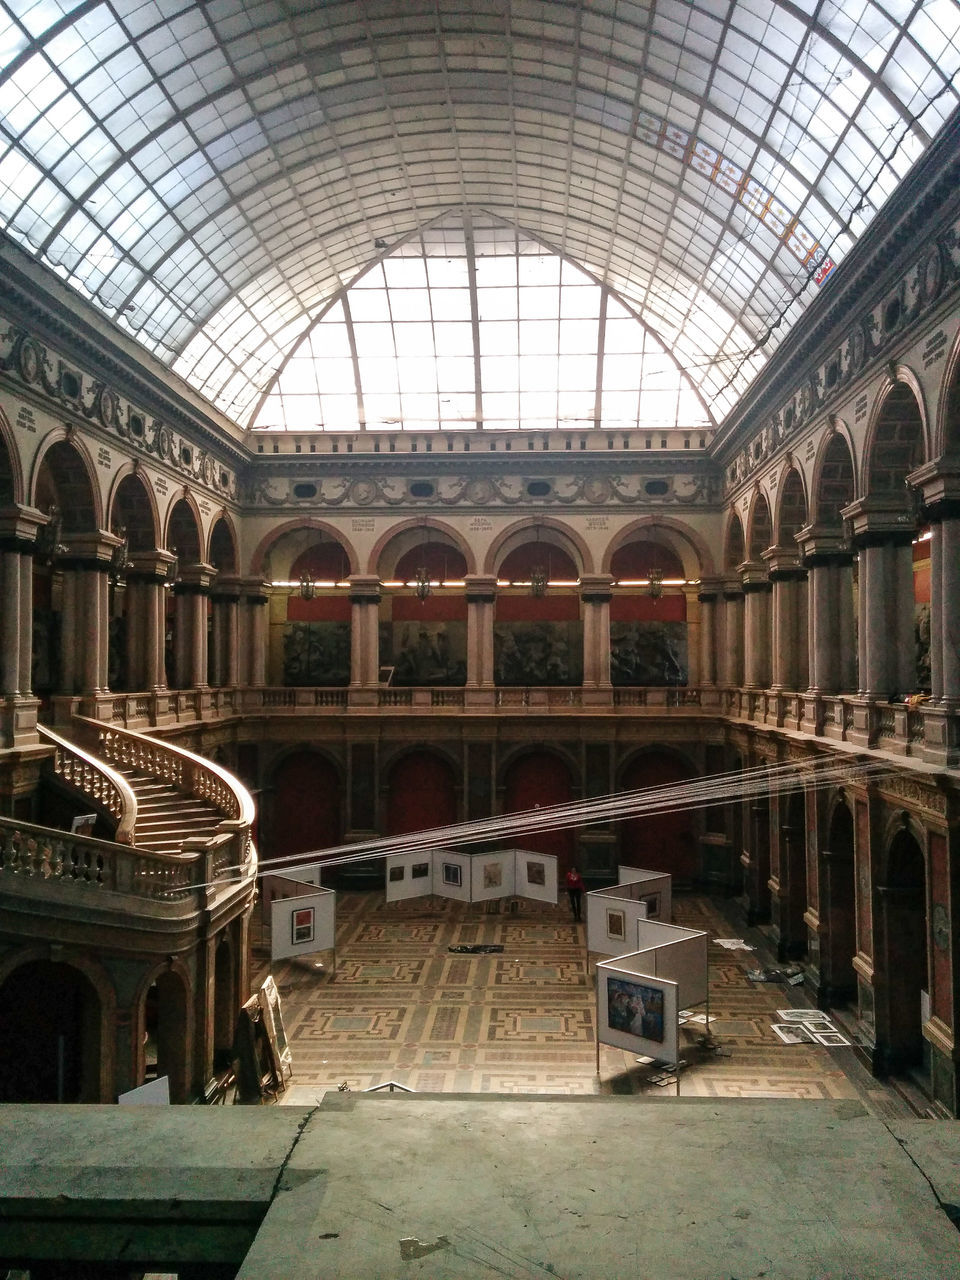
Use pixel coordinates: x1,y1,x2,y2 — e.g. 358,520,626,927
2,124,960,1120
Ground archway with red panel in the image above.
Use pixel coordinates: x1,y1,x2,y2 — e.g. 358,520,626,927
501,751,575,872
385,750,458,836
619,749,699,884
267,750,343,859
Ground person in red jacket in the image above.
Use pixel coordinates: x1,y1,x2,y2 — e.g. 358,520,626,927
564,865,585,922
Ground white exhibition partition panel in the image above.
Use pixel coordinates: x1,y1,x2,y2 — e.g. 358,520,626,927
270,881,336,962
597,956,680,1065
385,850,436,902
513,850,558,903
634,922,709,1009
586,884,650,956
433,850,471,902
470,850,517,902
618,867,672,921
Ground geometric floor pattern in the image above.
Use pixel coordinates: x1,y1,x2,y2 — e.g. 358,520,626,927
251,890,915,1114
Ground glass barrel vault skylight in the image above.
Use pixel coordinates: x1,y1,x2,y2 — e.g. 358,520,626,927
251,215,710,433
0,1,958,431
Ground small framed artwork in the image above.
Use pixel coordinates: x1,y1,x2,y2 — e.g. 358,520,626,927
606,976,664,1043
412,862,430,879
388,865,405,883
526,860,546,886
812,1029,850,1047
483,862,502,889
641,893,660,919
606,909,625,940
291,906,315,946
442,862,462,887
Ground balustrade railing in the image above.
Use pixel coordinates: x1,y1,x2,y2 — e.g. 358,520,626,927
38,725,138,845
0,816,207,901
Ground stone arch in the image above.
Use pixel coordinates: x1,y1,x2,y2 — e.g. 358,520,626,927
107,466,159,552
485,517,590,577
774,466,809,546
263,747,344,860
372,517,474,579
0,946,115,1102
722,511,745,568
384,746,460,837
617,745,700,884
875,816,927,1073
0,404,23,505
208,511,239,572
935,328,960,456
746,489,773,560
32,434,101,533
250,517,359,579
811,427,857,526
164,492,204,562
863,375,929,501
602,515,715,578
499,745,577,873
134,958,194,1103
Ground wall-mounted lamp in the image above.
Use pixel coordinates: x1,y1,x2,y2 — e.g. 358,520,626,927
109,526,130,585
299,572,316,600
35,505,64,565
164,554,179,586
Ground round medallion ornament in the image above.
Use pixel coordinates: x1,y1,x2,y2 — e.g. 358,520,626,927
583,476,611,504
922,248,943,302
18,337,41,384
350,479,377,506
465,478,493,505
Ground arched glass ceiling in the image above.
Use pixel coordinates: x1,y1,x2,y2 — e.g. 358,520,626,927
0,0,958,431
253,213,711,433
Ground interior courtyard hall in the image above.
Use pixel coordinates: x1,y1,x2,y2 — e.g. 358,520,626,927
2,1,960,1276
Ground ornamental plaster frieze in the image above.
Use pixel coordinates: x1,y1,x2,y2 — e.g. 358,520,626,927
0,322,238,502
240,467,721,510
723,208,960,496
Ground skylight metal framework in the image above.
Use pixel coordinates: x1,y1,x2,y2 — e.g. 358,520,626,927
0,0,957,431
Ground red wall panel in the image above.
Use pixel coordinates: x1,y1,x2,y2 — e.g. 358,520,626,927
620,752,697,882
386,751,458,836
502,752,575,871
268,751,342,858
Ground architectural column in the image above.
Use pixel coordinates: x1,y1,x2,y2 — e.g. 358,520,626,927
0,544,21,697
126,552,175,690
348,574,382,689
763,547,807,690
211,576,242,687
464,574,497,688
173,565,215,689
579,574,613,689
0,507,46,730
238,579,269,688
60,532,121,696
843,498,916,699
697,577,722,686
720,578,744,686
740,561,771,689
796,526,856,693
909,460,960,703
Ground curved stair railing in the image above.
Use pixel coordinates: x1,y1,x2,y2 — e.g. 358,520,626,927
38,724,138,845
76,717,256,878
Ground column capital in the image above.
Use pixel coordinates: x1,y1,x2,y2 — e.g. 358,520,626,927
348,573,382,604
173,562,218,594
464,573,498,603
579,573,614,604
840,496,915,547
721,573,744,601
0,504,47,552
697,575,724,602
796,523,854,567
907,456,960,521
762,545,806,581
59,529,125,571
738,560,771,593
127,549,177,583
212,572,244,602
238,577,271,606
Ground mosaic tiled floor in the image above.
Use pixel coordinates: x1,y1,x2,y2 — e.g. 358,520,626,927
250,891,913,1112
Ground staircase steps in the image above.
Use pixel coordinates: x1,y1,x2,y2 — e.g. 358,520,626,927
119,768,225,858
